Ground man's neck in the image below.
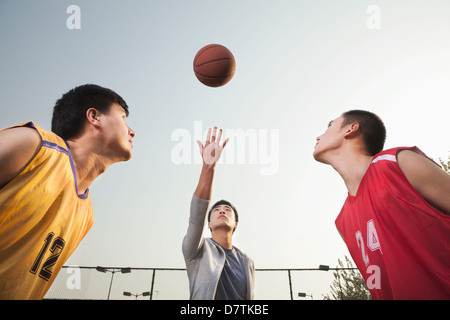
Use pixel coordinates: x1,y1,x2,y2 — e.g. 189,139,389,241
66,139,112,195
331,151,374,196
212,230,233,250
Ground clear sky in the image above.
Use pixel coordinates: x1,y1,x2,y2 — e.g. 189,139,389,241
1,0,449,299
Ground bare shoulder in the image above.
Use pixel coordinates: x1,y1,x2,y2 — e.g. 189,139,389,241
0,126,42,154
0,126,42,187
397,149,441,175
0,125,41,140
397,148,450,215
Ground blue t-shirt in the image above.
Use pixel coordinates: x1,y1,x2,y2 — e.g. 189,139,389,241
212,239,247,300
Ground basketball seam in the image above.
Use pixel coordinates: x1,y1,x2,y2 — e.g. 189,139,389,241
194,44,225,61
194,71,234,79
194,57,232,67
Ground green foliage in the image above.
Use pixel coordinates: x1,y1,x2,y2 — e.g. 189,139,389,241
438,154,449,174
323,256,372,300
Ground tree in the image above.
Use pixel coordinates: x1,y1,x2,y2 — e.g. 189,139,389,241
323,256,372,300
438,154,449,174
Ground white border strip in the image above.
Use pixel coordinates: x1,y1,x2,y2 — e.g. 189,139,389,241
372,154,397,164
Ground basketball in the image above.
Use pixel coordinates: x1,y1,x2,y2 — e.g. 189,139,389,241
193,44,236,87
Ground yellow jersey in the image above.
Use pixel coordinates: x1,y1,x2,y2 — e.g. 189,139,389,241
0,122,93,299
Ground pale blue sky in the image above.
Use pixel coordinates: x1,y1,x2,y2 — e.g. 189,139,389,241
1,0,449,299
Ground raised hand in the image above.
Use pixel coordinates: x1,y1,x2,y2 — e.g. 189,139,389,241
197,127,230,166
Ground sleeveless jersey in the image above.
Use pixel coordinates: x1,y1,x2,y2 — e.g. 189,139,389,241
0,122,94,299
335,147,450,299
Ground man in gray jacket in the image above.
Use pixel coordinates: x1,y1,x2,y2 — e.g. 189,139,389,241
182,127,255,300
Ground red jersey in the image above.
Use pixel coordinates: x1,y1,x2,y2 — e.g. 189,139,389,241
335,147,450,300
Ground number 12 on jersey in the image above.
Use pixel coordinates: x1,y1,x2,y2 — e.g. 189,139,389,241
29,232,66,282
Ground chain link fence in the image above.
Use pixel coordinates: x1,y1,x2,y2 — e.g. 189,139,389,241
44,265,358,300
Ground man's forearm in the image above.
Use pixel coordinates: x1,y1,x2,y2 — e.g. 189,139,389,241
194,164,216,200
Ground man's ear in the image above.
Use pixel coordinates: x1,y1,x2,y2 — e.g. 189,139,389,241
344,122,360,138
86,108,101,127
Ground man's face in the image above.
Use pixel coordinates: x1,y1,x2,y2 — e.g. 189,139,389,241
313,116,347,164
98,102,135,162
208,204,237,233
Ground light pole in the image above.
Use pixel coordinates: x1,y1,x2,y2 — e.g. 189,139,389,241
298,292,313,300
96,266,131,300
318,264,330,271
319,264,348,300
123,291,151,300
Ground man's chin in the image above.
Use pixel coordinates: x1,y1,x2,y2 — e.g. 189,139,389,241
312,150,322,162
313,150,328,164
124,152,132,161
120,150,133,162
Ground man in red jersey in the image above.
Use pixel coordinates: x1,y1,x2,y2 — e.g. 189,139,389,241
313,110,450,300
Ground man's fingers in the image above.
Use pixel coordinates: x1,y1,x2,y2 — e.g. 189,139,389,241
196,140,203,153
222,137,230,148
205,127,212,143
203,127,228,149
216,128,223,144
211,127,217,142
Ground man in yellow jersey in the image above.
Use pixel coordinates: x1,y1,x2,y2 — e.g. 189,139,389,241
0,84,135,299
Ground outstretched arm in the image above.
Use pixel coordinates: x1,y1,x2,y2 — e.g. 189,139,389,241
397,149,450,215
182,127,229,261
194,127,229,200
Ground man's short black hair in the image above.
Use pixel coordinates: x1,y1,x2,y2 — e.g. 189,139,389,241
341,109,386,156
51,84,129,140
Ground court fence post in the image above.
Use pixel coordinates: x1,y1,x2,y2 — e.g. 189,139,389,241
149,269,156,300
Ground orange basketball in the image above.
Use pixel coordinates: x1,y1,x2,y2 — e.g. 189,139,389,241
193,44,236,87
